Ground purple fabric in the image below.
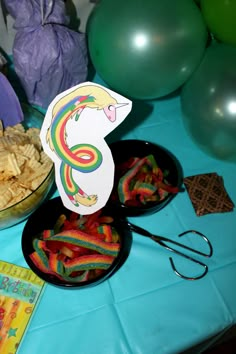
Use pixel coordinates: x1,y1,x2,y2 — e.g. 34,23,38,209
4,0,88,109
0,72,24,127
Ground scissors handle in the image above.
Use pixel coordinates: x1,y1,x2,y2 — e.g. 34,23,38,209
127,222,213,257
126,222,213,281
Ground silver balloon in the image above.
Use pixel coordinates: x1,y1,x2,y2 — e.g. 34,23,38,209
181,42,236,163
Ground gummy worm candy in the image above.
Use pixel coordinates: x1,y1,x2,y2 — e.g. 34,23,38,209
31,239,49,271
118,157,147,203
64,254,115,274
45,229,120,257
48,253,90,282
29,210,121,282
97,224,113,242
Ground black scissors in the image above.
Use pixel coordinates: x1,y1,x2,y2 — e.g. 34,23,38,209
126,222,213,281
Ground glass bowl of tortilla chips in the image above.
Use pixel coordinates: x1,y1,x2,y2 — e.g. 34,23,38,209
0,103,55,230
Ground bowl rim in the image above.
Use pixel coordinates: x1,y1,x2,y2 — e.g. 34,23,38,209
0,165,54,213
21,196,132,288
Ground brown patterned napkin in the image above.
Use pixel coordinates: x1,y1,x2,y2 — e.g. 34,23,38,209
183,172,234,216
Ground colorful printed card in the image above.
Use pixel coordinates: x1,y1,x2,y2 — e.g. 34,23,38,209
40,82,132,215
0,260,45,353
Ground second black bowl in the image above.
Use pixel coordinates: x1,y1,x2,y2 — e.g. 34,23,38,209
108,139,182,216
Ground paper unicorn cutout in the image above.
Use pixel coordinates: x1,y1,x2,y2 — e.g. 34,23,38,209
40,82,132,214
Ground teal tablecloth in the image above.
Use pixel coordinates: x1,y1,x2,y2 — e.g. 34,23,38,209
1,74,236,354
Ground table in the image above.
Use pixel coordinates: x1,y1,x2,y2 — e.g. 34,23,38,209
1,74,236,354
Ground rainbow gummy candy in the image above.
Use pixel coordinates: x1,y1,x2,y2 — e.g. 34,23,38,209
42,229,55,239
29,209,121,283
45,229,120,257
64,254,115,274
145,154,159,175
63,270,90,282
97,224,113,242
116,154,178,205
30,242,65,280
118,157,148,203
29,252,49,274
31,239,49,270
48,253,65,276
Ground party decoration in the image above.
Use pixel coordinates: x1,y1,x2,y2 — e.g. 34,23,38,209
0,52,7,71
181,42,236,162
0,72,23,127
40,82,132,215
87,0,207,100
4,0,88,109
200,0,236,46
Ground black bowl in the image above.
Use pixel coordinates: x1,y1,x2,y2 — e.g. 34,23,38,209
21,197,132,288
108,140,182,216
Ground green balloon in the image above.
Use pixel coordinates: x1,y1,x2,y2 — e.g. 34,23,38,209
181,43,236,162
87,0,207,100
200,0,236,46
